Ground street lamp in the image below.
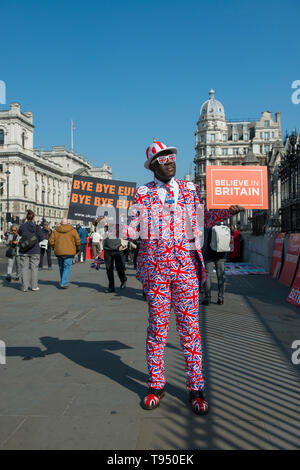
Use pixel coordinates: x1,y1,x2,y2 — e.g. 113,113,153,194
5,170,11,230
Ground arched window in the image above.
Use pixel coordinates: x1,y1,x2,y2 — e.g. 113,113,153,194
0,129,4,145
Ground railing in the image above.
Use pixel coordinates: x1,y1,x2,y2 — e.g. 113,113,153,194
227,118,259,123
280,202,300,232
251,211,268,235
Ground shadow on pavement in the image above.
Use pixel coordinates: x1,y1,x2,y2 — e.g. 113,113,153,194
6,337,185,404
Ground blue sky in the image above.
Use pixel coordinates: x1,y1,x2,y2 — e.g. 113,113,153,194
1,0,299,185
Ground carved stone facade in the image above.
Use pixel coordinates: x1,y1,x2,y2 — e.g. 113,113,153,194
194,90,282,202
0,103,112,232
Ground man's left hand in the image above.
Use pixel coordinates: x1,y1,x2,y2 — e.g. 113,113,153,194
228,205,245,215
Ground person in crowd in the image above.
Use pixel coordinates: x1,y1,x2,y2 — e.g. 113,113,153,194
229,224,241,262
93,213,108,247
6,225,21,282
202,226,229,306
91,229,101,259
76,224,88,262
18,210,44,292
122,139,244,415
49,218,81,289
39,221,53,270
102,226,127,293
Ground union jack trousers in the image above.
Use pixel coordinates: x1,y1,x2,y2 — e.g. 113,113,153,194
123,179,231,391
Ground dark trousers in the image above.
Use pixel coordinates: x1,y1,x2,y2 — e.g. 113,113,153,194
78,243,87,262
104,250,127,290
204,259,226,302
39,247,52,268
133,246,140,269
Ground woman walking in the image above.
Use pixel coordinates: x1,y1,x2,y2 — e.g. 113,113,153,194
6,225,21,282
18,210,44,292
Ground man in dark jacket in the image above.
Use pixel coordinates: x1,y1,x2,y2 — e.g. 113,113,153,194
18,209,44,292
202,226,228,306
76,224,88,262
102,229,127,293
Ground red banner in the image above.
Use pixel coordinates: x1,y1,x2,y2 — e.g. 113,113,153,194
279,233,300,287
270,233,285,278
287,261,300,308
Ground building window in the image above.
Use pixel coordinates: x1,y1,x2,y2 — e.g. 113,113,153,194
210,147,216,156
201,135,205,142
272,132,275,138
264,132,270,140
265,145,270,153
24,184,27,198
222,148,228,156
260,132,263,139
22,132,25,148
264,120,270,127
233,148,238,155
0,129,4,145
222,134,227,142
260,145,263,153
244,133,249,141
210,134,215,142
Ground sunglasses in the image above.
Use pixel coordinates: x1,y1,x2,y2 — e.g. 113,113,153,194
155,154,176,165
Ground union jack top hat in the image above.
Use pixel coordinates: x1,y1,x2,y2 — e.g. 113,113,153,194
144,139,178,169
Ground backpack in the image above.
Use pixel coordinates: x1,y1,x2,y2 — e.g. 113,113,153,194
19,225,38,253
210,225,231,253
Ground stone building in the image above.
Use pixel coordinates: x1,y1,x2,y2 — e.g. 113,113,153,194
194,89,282,201
0,103,111,233
193,90,285,270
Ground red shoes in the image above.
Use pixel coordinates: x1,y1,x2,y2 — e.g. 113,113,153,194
189,390,209,415
142,388,209,415
142,388,165,410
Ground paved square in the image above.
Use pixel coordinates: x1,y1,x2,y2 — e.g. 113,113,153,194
0,257,300,449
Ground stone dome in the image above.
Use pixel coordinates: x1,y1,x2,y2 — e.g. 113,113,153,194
200,89,225,119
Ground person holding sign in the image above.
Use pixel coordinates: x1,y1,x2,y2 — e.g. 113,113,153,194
124,140,244,415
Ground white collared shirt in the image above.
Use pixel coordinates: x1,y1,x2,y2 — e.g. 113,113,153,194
154,177,179,207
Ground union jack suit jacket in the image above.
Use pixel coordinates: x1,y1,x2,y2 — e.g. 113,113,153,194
124,179,231,284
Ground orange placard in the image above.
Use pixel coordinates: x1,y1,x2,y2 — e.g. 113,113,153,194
206,166,268,209
287,261,300,307
270,233,285,277
279,233,300,287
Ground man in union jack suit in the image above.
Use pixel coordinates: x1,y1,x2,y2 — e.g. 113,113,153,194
124,140,244,415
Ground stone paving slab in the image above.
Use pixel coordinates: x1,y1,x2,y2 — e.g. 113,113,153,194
0,259,300,450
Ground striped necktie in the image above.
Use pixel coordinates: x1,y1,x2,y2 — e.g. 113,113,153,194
164,183,175,211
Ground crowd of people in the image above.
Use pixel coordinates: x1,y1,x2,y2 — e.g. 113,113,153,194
4,210,141,292
4,210,241,297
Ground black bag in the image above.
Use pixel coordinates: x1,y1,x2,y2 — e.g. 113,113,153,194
19,226,38,253
5,246,16,258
